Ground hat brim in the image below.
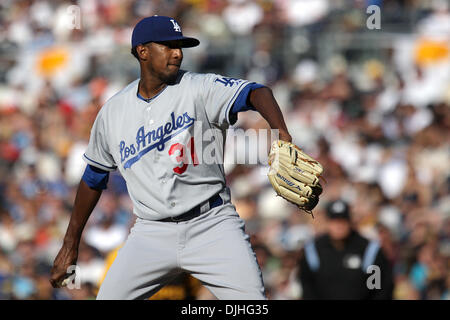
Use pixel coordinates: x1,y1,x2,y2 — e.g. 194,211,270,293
133,36,200,49
178,37,200,48
150,36,200,48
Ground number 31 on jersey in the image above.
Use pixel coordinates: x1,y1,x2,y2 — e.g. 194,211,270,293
168,137,199,174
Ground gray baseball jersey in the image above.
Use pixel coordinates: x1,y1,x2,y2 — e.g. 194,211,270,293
85,70,266,300
83,71,249,220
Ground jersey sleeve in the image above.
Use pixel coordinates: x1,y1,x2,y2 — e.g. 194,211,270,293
229,82,266,124
83,109,117,172
201,73,251,126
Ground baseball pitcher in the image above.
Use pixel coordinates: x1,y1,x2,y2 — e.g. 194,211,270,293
50,15,323,299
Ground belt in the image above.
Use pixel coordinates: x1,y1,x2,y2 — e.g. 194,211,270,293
159,193,223,223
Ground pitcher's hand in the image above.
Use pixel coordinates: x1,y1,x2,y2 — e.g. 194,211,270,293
50,242,79,288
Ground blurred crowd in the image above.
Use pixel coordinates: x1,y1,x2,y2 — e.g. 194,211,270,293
0,0,449,300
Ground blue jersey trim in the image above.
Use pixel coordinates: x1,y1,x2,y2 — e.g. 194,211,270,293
83,154,117,170
224,81,249,125
232,83,265,114
228,82,265,124
136,86,167,103
82,164,110,190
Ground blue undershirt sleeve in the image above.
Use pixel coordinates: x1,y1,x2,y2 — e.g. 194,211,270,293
81,164,110,190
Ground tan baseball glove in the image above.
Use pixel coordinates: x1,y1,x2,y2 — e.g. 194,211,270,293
268,140,324,216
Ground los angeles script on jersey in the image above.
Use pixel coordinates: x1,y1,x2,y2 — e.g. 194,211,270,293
120,112,195,169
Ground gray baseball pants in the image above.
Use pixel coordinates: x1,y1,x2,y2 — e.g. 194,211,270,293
96,199,266,300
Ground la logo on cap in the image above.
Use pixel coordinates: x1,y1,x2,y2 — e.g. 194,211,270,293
170,19,181,32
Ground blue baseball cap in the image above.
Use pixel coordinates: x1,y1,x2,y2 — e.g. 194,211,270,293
131,15,200,48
